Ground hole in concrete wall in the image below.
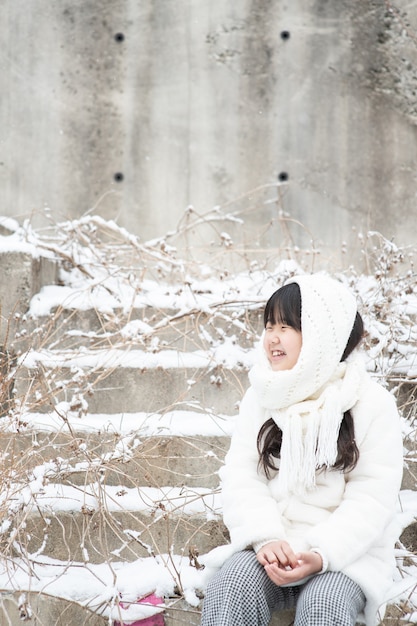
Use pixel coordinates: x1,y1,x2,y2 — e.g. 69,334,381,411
114,33,125,42
114,172,124,182
278,172,289,182
280,31,290,41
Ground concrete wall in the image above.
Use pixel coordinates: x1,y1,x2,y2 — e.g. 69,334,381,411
1,0,417,265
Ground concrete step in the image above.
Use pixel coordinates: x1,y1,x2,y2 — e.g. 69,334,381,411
0,591,107,625
0,584,402,626
1,409,233,566
15,305,263,353
0,587,299,626
14,354,250,414
0,251,58,341
18,483,226,564
1,428,230,489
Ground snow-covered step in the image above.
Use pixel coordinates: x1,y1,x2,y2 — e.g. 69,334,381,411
0,572,402,626
12,409,235,486
0,406,237,623
21,483,227,564
64,434,228,490
0,567,296,626
3,409,233,566
14,348,251,414
3,429,229,489
0,249,58,326
17,305,262,352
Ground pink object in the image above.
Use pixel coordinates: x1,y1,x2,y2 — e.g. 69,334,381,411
114,593,165,626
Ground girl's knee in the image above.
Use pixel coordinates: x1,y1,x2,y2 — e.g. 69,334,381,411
295,574,364,626
298,594,353,624
209,552,264,596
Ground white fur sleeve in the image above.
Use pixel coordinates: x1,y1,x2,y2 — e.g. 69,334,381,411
304,383,403,571
220,387,288,550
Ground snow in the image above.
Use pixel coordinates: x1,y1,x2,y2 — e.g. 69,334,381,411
1,216,417,622
19,343,254,371
0,553,215,622
19,407,236,437
15,483,221,517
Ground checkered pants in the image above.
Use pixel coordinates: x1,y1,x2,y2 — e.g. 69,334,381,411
201,550,366,626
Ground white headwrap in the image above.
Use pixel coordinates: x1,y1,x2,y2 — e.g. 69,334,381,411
249,273,365,494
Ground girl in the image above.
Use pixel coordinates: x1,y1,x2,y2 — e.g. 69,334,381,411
202,274,403,626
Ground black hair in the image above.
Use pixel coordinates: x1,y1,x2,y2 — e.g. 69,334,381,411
257,282,364,478
263,282,302,331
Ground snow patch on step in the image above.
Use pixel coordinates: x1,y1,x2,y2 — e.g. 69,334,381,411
18,407,237,436
19,341,255,370
0,552,215,621
27,483,222,518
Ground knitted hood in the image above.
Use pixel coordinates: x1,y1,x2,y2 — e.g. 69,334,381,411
249,273,358,410
248,273,361,493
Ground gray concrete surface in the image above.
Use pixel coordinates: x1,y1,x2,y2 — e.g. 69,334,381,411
14,364,249,414
6,430,229,488
0,592,107,625
0,252,57,322
17,306,263,352
1,1,417,267
23,509,229,564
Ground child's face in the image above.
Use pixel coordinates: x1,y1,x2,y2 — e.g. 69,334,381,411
263,323,302,371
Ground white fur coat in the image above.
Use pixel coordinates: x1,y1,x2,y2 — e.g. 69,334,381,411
204,375,403,626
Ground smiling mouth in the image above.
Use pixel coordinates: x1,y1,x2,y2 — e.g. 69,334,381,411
271,350,285,357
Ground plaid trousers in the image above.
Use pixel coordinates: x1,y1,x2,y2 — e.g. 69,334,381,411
201,550,365,626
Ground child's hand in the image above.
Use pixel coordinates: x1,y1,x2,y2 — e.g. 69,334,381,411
256,540,299,570
263,550,323,586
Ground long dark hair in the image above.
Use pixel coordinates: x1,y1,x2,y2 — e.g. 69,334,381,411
257,283,364,478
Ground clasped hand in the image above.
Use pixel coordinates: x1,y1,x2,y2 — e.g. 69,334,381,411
256,540,322,586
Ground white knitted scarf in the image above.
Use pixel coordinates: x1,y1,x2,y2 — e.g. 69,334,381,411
249,274,366,494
